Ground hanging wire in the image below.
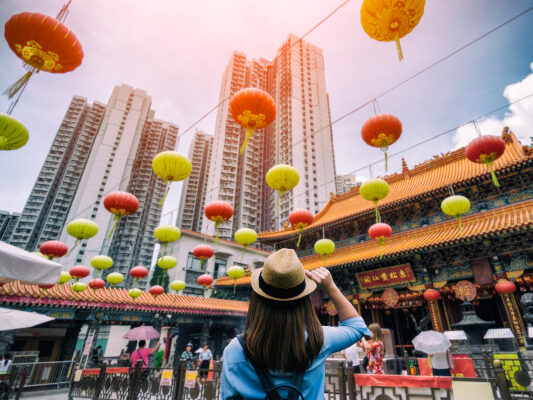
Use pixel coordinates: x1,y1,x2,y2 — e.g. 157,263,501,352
473,120,482,137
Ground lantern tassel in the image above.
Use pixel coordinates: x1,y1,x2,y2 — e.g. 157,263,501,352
297,231,302,248
107,219,119,240
65,240,80,257
233,280,237,294
384,151,388,172
161,243,167,257
395,36,404,61
379,238,384,259
456,216,463,237
241,246,246,262
215,222,220,245
374,205,379,224
159,184,171,207
277,191,285,215
322,255,327,267
240,128,254,154
4,71,33,99
486,161,500,188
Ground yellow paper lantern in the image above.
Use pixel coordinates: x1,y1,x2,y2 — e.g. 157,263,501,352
157,256,177,270
106,272,124,287
441,195,470,237
0,113,29,151
359,178,390,223
66,219,98,255
314,239,335,266
90,255,113,277
58,271,72,284
266,164,300,214
227,265,245,294
72,282,87,293
170,280,186,293
361,0,426,61
128,288,142,299
152,151,192,206
154,225,181,256
234,228,257,261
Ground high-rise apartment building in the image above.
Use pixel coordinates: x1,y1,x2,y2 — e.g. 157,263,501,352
10,85,178,285
177,130,213,232
0,211,20,242
9,96,106,250
335,173,362,195
204,35,336,238
57,85,178,283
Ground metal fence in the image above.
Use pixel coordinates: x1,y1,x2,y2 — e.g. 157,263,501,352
12,361,74,388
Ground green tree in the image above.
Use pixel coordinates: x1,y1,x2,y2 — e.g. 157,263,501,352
149,267,169,292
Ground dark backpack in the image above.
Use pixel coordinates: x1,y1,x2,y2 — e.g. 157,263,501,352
232,335,306,400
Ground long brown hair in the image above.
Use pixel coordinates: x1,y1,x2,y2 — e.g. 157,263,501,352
368,323,383,342
243,292,324,372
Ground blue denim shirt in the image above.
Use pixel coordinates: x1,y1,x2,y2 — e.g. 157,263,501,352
221,316,370,400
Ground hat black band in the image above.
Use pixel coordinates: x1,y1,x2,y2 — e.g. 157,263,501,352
259,272,306,299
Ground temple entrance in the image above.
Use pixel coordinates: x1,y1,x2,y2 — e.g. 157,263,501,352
381,307,426,356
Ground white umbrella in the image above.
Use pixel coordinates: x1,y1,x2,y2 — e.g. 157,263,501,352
0,307,54,331
412,330,451,354
195,348,203,353
0,241,61,285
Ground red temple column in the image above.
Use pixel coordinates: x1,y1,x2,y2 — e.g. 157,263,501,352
424,289,445,333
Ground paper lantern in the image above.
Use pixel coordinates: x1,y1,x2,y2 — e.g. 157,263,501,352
103,191,139,238
72,282,87,293
495,280,516,294
234,228,257,260
154,225,181,256
157,256,177,270
39,284,54,298
128,288,142,299
39,240,68,260
360,0,425,61
204,201,234,243
314,239,335,266
89,278,105,291
152,151,192,206
266,164,300,214
229,88,276,153
58,271,71,285
66,219,98,256
106,272,124,287
423,289,441,301
361,114,402,171
368,222,392,259
193,244,214,267
288,209,314,247
170,280,186,295
360,179,390,223
4,12,84,98
90,255,113,277
197,274,213,296
465,135,506,188
0,113,29,151
227,265,245,294
129,266,149,288
149,285,164,298
441,195,470,237
69,265,90,281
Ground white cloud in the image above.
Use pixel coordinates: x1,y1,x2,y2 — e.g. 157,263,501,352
453,62,533,149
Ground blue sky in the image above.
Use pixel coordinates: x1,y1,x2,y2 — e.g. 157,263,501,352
1,0,532,219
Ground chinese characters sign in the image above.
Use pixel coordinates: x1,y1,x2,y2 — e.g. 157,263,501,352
381,288,399,308
357,264,415,289
453,280,476,301
500,293,525,346
428,301,444,332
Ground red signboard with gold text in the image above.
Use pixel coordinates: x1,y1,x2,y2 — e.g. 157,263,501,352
357,264,415,289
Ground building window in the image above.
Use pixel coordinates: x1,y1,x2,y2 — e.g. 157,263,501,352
186,252,203,271
214,258,227,278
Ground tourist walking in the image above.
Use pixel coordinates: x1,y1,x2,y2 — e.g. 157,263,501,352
428,350,454,376
181,343,196,369
130,340,161,370
198,344,213,383
0,354,12,374
362,323,385,374
220,248,370,400
342,341,363,373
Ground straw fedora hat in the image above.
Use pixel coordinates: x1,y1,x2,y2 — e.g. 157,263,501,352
251,248,316,302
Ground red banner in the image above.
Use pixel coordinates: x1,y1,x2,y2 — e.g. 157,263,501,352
81,369,101,375
106,367,130,374
418,356,477,378
354,374,452,389
357,264,415,289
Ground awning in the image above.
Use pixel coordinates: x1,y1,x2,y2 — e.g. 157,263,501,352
443,330,468,341
483,328,515,339
0,241,62,285
0,307,54,331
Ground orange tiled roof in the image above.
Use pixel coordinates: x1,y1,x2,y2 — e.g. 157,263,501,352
216,199,533,287
259,131,531,240
0,281,248,316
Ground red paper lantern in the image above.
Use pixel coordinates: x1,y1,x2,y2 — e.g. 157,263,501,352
70,265,90,280
103,191,139,238
204,201,233,243
361,114,402,171
193,244,214,266
4,12,84,98
465,135,506,188
149,285,164,298
423,289,441,301
368,223,392,259
39,284,55,290
229,88,276,153
288,209,314,247
89,278,105,290
197,274,213,297
130,266,149,280
39,240,68,260
495,280,516,294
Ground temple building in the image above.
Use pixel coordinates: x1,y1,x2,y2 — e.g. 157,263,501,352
214,129,533,351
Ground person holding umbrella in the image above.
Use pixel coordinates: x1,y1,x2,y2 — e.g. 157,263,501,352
131,340,161,370
412,330,454,376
